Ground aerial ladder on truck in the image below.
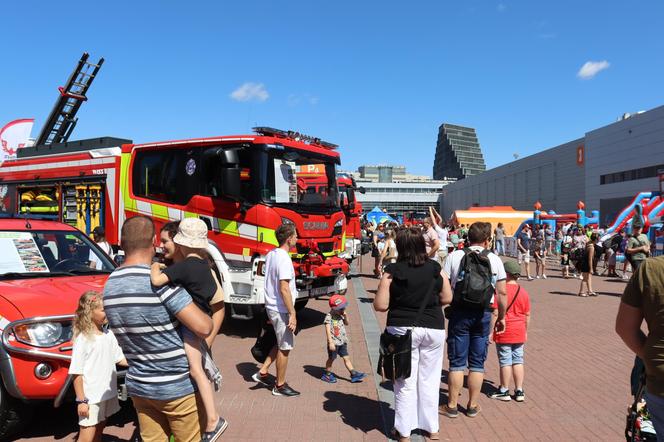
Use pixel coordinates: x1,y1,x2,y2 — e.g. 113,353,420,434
35,52,104,146
12,53,110,234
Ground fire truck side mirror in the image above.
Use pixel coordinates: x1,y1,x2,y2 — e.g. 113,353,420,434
339,193,347,207
218,149,240,165
220,168,242,201
358,186,366,194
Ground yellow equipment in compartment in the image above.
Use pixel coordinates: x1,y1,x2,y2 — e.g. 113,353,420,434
76,185,102,233
19,188,59,213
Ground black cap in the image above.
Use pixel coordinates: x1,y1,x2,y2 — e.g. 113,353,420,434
92,226,105,236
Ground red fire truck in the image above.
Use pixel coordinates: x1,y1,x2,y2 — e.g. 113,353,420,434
0,127,349,318
337,173,365,262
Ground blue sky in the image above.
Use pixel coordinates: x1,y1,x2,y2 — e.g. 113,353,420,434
2,1,663,176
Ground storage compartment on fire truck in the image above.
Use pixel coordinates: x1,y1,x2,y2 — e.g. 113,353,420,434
15,181,105,235
18,186,59,216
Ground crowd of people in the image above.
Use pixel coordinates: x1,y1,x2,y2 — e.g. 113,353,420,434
373,221,532,441
66,208,660,442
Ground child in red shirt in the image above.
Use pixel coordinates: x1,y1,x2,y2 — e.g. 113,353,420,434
490,260,531,402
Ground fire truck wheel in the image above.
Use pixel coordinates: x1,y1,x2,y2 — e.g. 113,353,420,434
0,380,32,440
294,299,309,312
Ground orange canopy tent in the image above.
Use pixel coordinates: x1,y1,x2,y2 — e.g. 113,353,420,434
451,206,532,237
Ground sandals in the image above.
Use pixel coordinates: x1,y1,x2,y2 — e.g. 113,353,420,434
588,292,598,296
578,292,589,297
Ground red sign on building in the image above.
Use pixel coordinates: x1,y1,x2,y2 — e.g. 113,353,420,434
576,145,585,166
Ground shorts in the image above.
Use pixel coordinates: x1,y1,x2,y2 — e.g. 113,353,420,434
267,309,294,351
447,308,492,373
327,343,349,359
79,397,120,427
518,250,530,263
496,343,525,367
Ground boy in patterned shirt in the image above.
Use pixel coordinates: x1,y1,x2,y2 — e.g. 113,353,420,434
321,295,367,383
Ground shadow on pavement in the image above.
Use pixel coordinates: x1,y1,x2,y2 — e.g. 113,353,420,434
438,370,499,408
302,364,351,383
323,391,391,436
236,362,275,390
296,307,326,330
221,316,261,339
236,361,260,382
19,400,139,441
549,290,586,297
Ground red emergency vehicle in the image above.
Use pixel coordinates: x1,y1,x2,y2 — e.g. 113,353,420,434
337,174,365,262
0,219,118,439
0,127,349,318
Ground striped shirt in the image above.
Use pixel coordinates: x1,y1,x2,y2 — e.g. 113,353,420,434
103,265,195,400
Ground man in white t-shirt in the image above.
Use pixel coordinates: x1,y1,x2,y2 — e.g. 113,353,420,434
441,222,507,419
254,223,301,397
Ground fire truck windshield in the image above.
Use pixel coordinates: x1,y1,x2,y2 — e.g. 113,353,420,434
260,147,340,213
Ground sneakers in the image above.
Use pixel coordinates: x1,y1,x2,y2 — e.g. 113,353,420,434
440,404,458,418
201,417,228,442
272,383,300,397
542,274,547,279
535,275,540,279
350,371,367,383
515,389,525,402
527,277,534,281
489,389,511,401
321,372,338,383
466,404,481,418
251,371,270,386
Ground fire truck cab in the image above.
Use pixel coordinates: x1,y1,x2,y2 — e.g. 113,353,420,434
0,128,349,319
337,174,365,262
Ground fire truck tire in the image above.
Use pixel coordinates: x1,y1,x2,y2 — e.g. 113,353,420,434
0,381,31,440
294,299,309,311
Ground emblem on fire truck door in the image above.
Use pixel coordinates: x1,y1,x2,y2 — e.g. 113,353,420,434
185,158,197,176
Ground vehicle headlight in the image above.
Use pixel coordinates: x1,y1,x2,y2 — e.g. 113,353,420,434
281,217,295,226
13,322,71,348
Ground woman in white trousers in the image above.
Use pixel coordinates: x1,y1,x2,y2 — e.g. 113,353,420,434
375,227,453,442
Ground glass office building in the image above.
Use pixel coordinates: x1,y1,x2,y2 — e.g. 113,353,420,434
433,124,486,180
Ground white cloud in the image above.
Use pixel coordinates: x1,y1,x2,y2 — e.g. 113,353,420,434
286,93,319,106
497,3,506,12
307,95,319,105
230,82,269,102
577,60,610,80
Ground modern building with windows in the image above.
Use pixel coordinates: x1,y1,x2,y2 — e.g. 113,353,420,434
440,105,664,226
356,181,450,214
433,124,486,180
341,165,455,214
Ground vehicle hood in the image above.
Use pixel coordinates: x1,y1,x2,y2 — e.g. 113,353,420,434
0,275,108,319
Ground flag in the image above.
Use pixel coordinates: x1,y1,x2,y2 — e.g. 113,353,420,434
0,119,34,164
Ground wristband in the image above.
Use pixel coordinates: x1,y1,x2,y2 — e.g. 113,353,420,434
76,398,89,404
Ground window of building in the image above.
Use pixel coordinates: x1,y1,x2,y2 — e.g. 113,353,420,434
600,164,664,185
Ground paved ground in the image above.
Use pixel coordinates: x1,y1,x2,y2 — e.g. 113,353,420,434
16,254,635,441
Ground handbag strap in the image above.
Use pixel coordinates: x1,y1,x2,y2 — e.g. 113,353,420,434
412,268,438,328
505,285,521,314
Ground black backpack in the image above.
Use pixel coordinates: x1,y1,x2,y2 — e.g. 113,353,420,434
453,248,494,309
